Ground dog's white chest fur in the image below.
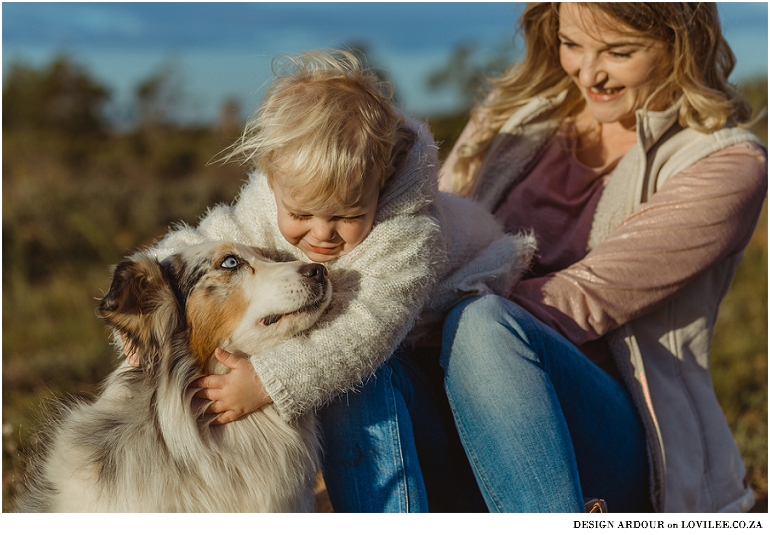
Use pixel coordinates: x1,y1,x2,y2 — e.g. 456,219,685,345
17,242,330,512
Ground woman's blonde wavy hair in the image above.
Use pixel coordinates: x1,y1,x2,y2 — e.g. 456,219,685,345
452,2,754,195
225,49,415,207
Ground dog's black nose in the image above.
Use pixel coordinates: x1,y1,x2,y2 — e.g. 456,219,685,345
299,263,327,283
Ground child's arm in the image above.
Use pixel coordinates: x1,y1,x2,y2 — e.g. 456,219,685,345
139,117,442,424
244,118,445,422
192,211,443,425
249,211,443,422
119,328,271,424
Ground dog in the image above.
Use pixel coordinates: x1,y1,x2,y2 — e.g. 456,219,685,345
15,241,332,512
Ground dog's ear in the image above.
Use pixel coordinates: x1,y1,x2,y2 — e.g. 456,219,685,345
99,255,179,359
100,257,159,315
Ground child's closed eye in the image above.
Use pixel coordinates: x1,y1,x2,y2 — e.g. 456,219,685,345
288,212,311,221
337,215,364,223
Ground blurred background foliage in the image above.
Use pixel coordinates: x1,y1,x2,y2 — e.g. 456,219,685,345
2,48,767,512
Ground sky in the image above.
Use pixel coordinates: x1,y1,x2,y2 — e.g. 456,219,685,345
2,2,768,125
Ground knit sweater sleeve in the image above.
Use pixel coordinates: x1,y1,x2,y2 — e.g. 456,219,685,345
247,117,444,421
251,210,443,421
145,115,444,422
512,143,767,346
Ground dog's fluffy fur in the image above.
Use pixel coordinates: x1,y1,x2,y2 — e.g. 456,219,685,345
15,241,332,512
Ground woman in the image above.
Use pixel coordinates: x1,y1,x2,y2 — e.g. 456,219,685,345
438,2,766,513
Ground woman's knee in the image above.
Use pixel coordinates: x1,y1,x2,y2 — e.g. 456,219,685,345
441,295,532,370
444,295,510,332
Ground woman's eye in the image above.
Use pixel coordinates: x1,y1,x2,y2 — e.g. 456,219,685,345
221,255,240,269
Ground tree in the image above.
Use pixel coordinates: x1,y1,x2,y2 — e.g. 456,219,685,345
134,59,186,130
427,40,517,113
2,55,110,137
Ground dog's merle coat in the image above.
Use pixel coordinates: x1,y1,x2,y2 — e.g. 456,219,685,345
15,242,330,512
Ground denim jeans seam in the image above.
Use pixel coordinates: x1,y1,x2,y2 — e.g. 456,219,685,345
444,391,505,512
385,369,411,512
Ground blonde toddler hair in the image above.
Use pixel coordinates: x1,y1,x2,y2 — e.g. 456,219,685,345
226,49,415,208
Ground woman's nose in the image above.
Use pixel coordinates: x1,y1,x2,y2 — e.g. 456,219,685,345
578,56,607,87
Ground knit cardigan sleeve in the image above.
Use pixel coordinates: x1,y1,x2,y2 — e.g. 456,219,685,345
249,119,445,421
149,117,445,422
253,212,443,421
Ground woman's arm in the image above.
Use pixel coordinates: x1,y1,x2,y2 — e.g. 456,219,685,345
512,143,768,346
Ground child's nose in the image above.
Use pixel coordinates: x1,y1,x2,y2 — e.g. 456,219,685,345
311,222,336,241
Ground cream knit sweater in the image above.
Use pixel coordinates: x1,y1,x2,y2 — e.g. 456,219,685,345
152,116,535,421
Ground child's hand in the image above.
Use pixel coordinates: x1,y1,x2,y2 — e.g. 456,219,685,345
120,333,141,367
192,348,272,425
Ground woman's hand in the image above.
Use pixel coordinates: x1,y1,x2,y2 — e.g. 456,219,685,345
192,348,273,425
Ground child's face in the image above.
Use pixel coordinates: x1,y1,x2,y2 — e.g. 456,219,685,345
272,176,380,262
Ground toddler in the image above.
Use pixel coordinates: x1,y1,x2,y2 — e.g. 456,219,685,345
147,49,535,509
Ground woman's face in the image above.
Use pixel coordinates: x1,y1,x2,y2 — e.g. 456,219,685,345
558,3,669,128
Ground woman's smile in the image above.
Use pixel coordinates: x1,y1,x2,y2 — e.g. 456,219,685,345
586,84,626,102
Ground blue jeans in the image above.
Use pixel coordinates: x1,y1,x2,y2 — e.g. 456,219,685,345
441,295,651,512
318,350,486,512
319,295,651,512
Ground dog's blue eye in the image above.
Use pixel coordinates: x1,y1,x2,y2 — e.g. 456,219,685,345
221,255,239,269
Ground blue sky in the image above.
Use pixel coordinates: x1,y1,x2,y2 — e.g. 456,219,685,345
3,2,768,124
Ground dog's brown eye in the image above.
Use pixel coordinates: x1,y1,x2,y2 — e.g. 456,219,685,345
221,255,240,269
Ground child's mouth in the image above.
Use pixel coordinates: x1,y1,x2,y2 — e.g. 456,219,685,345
306,243,337,255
